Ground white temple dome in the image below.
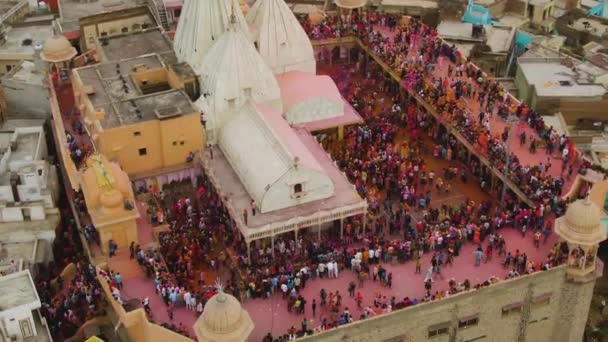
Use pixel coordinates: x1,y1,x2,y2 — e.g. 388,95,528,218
194,20,281,143
555,198,606,245
194,291,254,342
247,0,316,75
173,0,250,74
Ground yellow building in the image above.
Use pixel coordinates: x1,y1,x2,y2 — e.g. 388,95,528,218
81,154,139,254
71,53,204,176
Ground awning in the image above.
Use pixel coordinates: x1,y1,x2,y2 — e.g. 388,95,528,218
335,0,368,9
63,30,80,41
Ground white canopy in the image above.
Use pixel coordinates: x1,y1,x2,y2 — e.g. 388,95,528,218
247,0,316,75
335,0,368,8
173,0,250,74
219,103,334,213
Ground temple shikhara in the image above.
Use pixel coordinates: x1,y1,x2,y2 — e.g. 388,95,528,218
0,0,608,341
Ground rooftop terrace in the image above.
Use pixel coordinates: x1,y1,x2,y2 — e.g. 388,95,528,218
0,270,39,311
58,0,142,33
0,24,53,59
73,54,197,129
98,28,176,64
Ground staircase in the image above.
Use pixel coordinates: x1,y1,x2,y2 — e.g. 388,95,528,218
147,0,171,31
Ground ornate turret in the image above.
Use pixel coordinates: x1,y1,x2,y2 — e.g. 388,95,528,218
40,35,77,64
193,282,254,342
555,197,606,281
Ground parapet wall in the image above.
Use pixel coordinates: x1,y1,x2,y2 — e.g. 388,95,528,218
302,265,596,342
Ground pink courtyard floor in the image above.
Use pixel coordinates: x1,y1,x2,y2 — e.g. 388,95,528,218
110,224,557,341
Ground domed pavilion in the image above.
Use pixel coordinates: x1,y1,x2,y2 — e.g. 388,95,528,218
193,287,254,342
555,197,606,280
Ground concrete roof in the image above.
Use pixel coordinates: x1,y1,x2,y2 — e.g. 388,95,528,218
581,0,600,8
0,0,22,21
519,61,607,97
0,270,39,311
1,61,45,86
437,21,475,41
569,17,608,38
485,26,513,53
0,25,53,60
73,54,197,129
58,0,142,33
497,15,528,28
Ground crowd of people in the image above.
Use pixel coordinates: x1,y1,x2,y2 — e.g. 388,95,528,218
301,12,580,207
37,261,106,340
66,12,590,342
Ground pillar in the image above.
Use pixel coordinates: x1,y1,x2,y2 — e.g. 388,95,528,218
340,218,344,239
271,234,275,258
294,228,298,254
246,241,251,264
318,222,322,240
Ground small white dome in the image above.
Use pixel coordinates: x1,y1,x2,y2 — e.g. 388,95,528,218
193,291,254,342
555,198,606,246
40,35,77,63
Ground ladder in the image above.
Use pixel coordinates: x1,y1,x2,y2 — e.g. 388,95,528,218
148,0,171,31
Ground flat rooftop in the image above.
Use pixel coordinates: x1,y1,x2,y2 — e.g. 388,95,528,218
58,0,141,33
0,25,53,59
0,241,36,263
1,61,45,86
10,131,40,162
437,21,477,41
73,54,196,129
99,28,176,65
0,0,21,18
0,270,39,311
381,0,438,8
0,119,46,132
519,61,607,97
569,17,608,38
203,129,366,239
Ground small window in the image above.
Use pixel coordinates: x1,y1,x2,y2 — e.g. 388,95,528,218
502,303,523,316
121,27,128,33
458,316,479,329
174,9,181,17
172,141,177,146
180,141,185,146
428,327,449,338
100,32,108,37
428,322,450,338
138,148,147,156
6,65,12,72
532,293,551,307
37,169,43,176
294,183,303,194
133,131,141,136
